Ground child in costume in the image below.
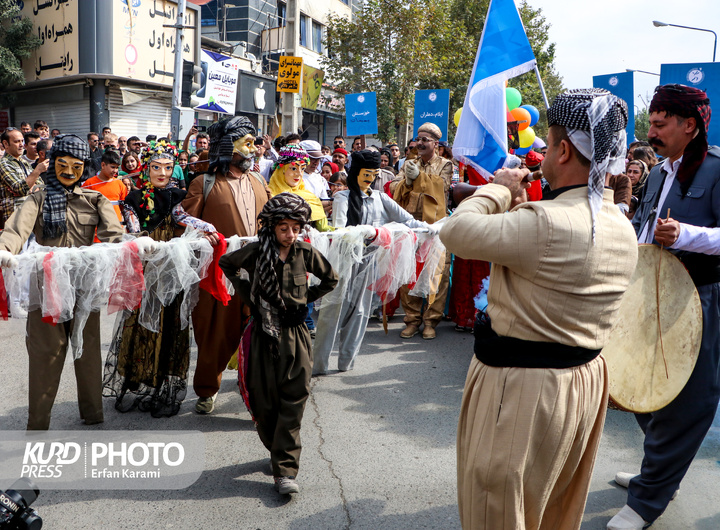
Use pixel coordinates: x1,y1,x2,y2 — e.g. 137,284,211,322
219,193,338,495
103,140,217,417
0,134,127,430
313,150,432,374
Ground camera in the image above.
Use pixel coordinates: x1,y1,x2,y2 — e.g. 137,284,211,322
0,478,42,530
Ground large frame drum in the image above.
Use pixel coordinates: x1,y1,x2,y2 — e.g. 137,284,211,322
603,244,702,413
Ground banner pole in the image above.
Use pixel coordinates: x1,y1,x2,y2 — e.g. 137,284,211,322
534,65,550,110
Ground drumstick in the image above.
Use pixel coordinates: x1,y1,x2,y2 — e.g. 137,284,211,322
655,208,671,379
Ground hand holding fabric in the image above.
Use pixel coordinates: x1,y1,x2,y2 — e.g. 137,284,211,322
0,250,18,269
133,236,161,258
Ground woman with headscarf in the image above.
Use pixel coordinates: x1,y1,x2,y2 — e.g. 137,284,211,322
313,150,432,374
219,193,338,496
626,159,649,198
103,140,218,418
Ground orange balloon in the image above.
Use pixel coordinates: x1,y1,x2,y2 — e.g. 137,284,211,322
511,107,531,131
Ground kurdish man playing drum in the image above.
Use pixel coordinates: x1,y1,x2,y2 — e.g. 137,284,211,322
441,89,638,530
608,84,720,530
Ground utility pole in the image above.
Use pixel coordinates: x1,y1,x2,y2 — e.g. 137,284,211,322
281,0,301,135
170,0,187,142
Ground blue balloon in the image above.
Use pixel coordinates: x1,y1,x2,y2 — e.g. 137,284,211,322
521,105,540,127
514,146,531,156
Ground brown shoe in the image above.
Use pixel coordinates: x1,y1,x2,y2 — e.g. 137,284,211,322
400,324,420,339
422,326,436,340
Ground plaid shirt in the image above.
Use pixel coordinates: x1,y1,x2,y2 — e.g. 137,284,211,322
0,153,43,227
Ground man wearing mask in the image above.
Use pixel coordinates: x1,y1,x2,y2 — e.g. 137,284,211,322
183,116,272,415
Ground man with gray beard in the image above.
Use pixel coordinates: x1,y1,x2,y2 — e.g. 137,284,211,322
183,116,271,414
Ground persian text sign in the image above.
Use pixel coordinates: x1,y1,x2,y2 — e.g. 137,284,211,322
593,72,635,145
413,89,450,141
277,56,303,93
113,0,197,87
20,0,79,82
0,431,204,490
344,92,378,136
660,62,720,147
195,50,239,115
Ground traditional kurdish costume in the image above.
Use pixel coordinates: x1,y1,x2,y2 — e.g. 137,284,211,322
103,141,216,417
611,84,720,529
443,89,638,530
219,193,337,485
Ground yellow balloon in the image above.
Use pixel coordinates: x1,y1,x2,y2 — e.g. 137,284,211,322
518,127,535,148
454,107,463,127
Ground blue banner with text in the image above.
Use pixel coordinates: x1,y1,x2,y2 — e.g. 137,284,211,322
593,72,635,146
660,62,720,147
413,89,450,141
345,92,378,136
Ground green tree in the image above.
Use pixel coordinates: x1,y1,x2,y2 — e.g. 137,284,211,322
322,0,443,142
0,0,40,106
634,103,650,141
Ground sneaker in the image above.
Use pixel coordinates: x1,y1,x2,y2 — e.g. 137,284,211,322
309,328,316,339
195,394,216,414
274,476,299,495
614,472,638,488
400,324,420,339
614,472,678,500
606,504,649,530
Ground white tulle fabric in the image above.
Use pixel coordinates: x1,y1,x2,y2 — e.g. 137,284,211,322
1,225,444,358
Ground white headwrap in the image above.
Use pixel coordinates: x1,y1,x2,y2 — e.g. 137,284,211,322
547,89,628,240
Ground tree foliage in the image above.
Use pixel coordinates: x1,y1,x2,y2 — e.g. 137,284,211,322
0,0,41,105
322,0,564,143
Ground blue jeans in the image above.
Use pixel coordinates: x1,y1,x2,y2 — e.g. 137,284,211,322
305,302,315,330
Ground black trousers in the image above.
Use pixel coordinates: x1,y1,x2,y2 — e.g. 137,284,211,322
628,282,720,522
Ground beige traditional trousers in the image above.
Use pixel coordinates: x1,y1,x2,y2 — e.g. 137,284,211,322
457,355,608,530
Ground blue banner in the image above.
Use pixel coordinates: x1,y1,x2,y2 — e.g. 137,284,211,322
344,92,378,136
413,89,450,141
593,72,635,146
660,62,720,147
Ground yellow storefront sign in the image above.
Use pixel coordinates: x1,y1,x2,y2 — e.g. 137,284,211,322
277,56,303,93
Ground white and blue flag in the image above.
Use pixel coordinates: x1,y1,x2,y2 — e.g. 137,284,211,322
454,0,536,177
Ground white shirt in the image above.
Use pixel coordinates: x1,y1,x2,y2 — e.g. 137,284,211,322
639,155,720,255
258,147,279,182
303,171,329,199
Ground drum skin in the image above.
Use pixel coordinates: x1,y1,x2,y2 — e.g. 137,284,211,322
603,244,702,413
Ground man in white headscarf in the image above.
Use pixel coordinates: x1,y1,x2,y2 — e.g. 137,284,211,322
441,88,638,530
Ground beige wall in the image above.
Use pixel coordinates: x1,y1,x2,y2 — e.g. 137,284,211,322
112,0,197,87
20,0,80,83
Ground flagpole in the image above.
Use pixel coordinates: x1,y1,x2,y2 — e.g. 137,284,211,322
534,65,550,110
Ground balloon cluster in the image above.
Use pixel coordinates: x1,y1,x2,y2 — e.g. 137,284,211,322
505,87,540,155
452,87,544,156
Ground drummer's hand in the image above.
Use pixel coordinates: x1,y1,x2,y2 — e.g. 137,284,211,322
655,217,681,247
492,168,531,201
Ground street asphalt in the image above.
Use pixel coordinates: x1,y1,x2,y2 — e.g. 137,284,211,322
0,310,718,529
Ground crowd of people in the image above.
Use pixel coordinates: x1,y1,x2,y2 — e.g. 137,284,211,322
0,82,718,530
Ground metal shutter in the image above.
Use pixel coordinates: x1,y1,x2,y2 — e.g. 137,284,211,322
13,100,90,137
108,87,173,140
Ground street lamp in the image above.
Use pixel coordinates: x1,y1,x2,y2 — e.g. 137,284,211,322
652,20,717,62
626,68,660,76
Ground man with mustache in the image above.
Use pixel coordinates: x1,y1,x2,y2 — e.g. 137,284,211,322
393,122,453,340
608,84,720,530
182,115,272,414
